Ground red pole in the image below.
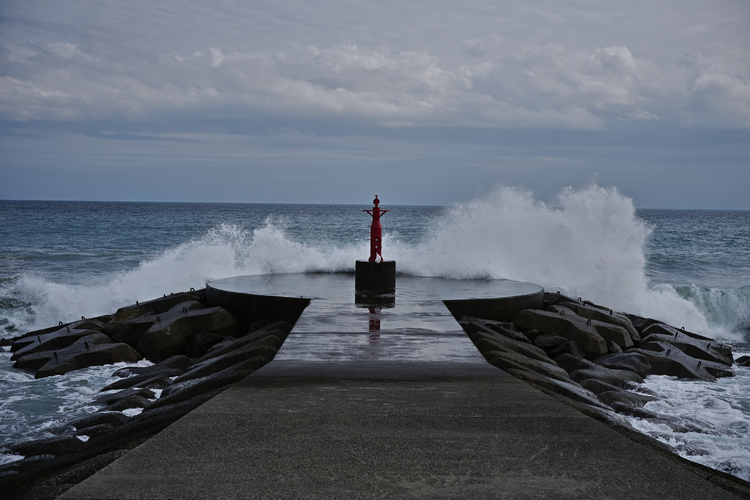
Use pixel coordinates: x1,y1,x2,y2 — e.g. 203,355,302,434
364,195,389,262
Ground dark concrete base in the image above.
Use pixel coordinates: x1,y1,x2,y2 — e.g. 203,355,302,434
59,361,740,500
443,288,544,322
355,259,396,290
205,273,544,335
205,283,310,330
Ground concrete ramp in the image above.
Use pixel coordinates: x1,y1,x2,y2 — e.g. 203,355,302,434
60,360,739,499
58,275,741,499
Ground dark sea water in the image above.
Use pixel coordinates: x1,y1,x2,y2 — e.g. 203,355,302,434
1,185,749,478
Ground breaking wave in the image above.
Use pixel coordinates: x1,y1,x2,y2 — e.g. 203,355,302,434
1,184,748,341
391,185,747,340
1,185,748,480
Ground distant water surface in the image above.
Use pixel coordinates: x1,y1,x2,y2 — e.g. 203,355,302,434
1,187,748,478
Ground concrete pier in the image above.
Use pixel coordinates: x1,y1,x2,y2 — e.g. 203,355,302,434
59,363,741,499
58,275,743,499
205,273,545,335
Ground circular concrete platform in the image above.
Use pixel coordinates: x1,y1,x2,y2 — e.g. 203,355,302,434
206,273,543,334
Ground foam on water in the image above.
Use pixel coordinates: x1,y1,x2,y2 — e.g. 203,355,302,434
0,351,154,461
2,185,747,339
627,358,750,481
3,222,364,333
391,185,747,340
1,185,748,476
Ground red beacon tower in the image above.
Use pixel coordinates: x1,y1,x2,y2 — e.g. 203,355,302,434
355,195,396,291
364,195,388,262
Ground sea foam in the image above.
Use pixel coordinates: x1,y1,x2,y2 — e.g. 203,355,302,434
628,363,750,481
4,184,748,340
391,185,746,340
1,186,749,479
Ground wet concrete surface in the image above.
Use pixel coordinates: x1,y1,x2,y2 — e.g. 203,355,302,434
57,275,742,499
59,360,741,500
208,273,543,334
211,273,540,364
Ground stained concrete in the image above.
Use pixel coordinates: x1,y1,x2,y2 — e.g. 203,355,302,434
56,275,743,499
205,273,543,334
59,360,740,499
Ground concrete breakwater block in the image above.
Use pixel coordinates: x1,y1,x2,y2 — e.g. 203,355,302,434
6,276,747,499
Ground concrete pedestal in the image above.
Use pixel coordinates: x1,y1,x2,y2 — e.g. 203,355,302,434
355,259,396,290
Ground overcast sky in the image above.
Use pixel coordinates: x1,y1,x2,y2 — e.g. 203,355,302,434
1,0,748,208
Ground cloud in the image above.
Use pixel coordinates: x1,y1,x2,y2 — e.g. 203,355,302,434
458,39,666,126
680,52,750,128
0,76,74,120
0,1,748,130
45,42,91,61
0,39,657,127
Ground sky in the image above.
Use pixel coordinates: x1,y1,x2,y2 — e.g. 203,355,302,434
1,0,749,208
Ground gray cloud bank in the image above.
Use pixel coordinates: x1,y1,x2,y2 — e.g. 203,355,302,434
1,0,749,207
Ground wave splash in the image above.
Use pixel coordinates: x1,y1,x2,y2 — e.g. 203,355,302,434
2,185,748,340
392,185,747,340
628,369,750,482
3,222,363,333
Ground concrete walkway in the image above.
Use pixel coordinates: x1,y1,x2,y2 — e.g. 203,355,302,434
60,359,740,499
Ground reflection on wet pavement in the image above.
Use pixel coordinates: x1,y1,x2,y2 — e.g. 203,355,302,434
208,273,542,363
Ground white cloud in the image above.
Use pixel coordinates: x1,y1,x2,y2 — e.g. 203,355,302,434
627,110,659,121
4,43,38,64
0,76,70,99
680,52,750,128
45,42,92,61
0,39,662,127
0,1,748,130
0,76,74,120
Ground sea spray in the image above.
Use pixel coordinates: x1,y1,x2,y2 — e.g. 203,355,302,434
393,185,651,295
1,193,749,480
628,363,750,482
674,284,750,335
5,221,365,333
0,351,155,459
2,187,747,340
391,185,744,339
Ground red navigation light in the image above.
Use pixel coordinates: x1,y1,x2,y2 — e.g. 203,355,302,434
363,194,389,262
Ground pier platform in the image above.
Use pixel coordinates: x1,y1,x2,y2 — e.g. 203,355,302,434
58,274,742,499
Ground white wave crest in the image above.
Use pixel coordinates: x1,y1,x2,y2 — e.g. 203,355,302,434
627,370,750,481
10,221,363,330
389,185,743,339
5,186,747,340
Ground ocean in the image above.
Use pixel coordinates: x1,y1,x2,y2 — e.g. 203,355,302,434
1,185,749,479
